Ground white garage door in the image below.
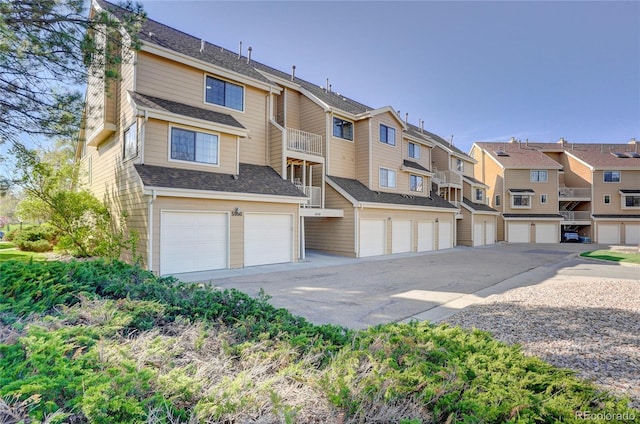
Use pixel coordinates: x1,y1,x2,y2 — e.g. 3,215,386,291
597,224,620,244
486,222,496,245
624,224,640,245
160,211,228,275
244,214,293,267
392,220,412,253
360,219,386,257
417,222,434,252
535,223,558,243
473,222,484,247
508,222,530,243
438,221,453,250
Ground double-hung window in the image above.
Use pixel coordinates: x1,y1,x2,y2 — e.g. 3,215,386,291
410,175,423,192
170,127,219,165
408,142,420,159
333,117,353,141
380,124,396,146
475,188,484,202
530,170,548,182
380,168,396,189
456,159,464,173
205,76,243,111
603,171,621,183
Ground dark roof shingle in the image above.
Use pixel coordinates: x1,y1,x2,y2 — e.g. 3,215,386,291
135,163,307,198
462,197,498,213
328,176,456,209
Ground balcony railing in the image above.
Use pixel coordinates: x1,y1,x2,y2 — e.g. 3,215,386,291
560,211,591,221
295,185,321,208
433,170,462,186
559,187,591,199
287,128,322,157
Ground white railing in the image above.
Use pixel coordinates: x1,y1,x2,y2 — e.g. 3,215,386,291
295,185,321,208
287,128,322,156
434,170,462,186
559,187,591,199
560,211,591,221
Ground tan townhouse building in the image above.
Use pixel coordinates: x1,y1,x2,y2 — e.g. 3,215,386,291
77,0,458,275
471,139,640,245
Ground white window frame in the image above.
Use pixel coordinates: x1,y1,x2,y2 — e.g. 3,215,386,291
530,170,548,182
204,75,245,112
123,122,137,161
511,194,532,209
379,167,396,189
456,158,464,173
410,174,423,192
168,125,220,167
475,188,484,202
622,194,640,209
333,117,354,141
379,124,396,146
540,194,548,204
495,194,501,206
408,142,420,159
603,171,621,183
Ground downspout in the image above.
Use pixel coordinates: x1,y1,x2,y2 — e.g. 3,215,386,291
326,112,331,175
354,203,364,257
368,119,372,186
147,189,156,272
140,109,148,164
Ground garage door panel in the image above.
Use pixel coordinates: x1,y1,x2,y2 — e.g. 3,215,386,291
245,214,292,267
438,222,453,250
417,222,434,252
598,224,620,244
473,223,484,246
360,219,386,257
161,211,228,275
508,222,530,243
625,224,640,245
392,220,412,253
486,222,496,245
535,223,558,243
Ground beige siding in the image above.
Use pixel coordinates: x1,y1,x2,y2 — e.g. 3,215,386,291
355,120,370,185
504,169,559,214
457,208,473,246
305,185,355,256
151,197,299,272
284,89,300,129
593,169,640,215
142,119,238,175
328,115,356,178
403,138,432,175
431,146,449,172
268,123,284,175
299,96,327,156
370,114,403,192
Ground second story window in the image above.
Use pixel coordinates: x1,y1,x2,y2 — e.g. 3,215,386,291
333,117,353,141
540,194,548,204
604,195,611,204
408,142,420,159
410,175,423,192
170,127,219,165
205,76,243,111
531,170,548,182
379,124,396,146
511,194,531,208
603,170,621,183
495,195,501,206
379,168,396,189
475,188,484,202
623,193,640,208
456,158,464,173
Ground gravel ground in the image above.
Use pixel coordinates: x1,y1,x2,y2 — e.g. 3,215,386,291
443,275,640,409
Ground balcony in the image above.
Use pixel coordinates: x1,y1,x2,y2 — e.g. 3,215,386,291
287,128,322,157
433,170,462,187
560,211,591,221
559,186,591,200
296,185,321,208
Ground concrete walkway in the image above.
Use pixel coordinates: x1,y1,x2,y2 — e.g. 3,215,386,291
173,243,639,329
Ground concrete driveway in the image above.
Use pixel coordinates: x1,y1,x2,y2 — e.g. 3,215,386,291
177,243,639,329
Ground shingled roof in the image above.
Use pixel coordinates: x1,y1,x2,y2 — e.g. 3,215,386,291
462,197,498,213
129,91,245,129
475,142,563,169
135,163,307,198
327,176,457,209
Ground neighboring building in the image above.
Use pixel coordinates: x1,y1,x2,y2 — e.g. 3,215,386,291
470,139,640,245
77,0,458,275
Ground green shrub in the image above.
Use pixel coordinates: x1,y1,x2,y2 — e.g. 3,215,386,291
11,225,57,251
18,238,53,252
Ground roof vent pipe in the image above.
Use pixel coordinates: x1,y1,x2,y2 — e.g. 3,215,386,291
291,65,296,81
200,39,204,53
329,84,332,93
247,46,252,63
405,112,408,125
559,137,566,145
509,137,516,143
238,41,242,58
450,135,454,146
326,78,329,92
420,119,424,133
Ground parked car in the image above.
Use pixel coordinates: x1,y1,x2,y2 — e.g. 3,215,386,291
562,231,580,243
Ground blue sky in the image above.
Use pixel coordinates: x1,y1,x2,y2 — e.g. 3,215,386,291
138,0,639,154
